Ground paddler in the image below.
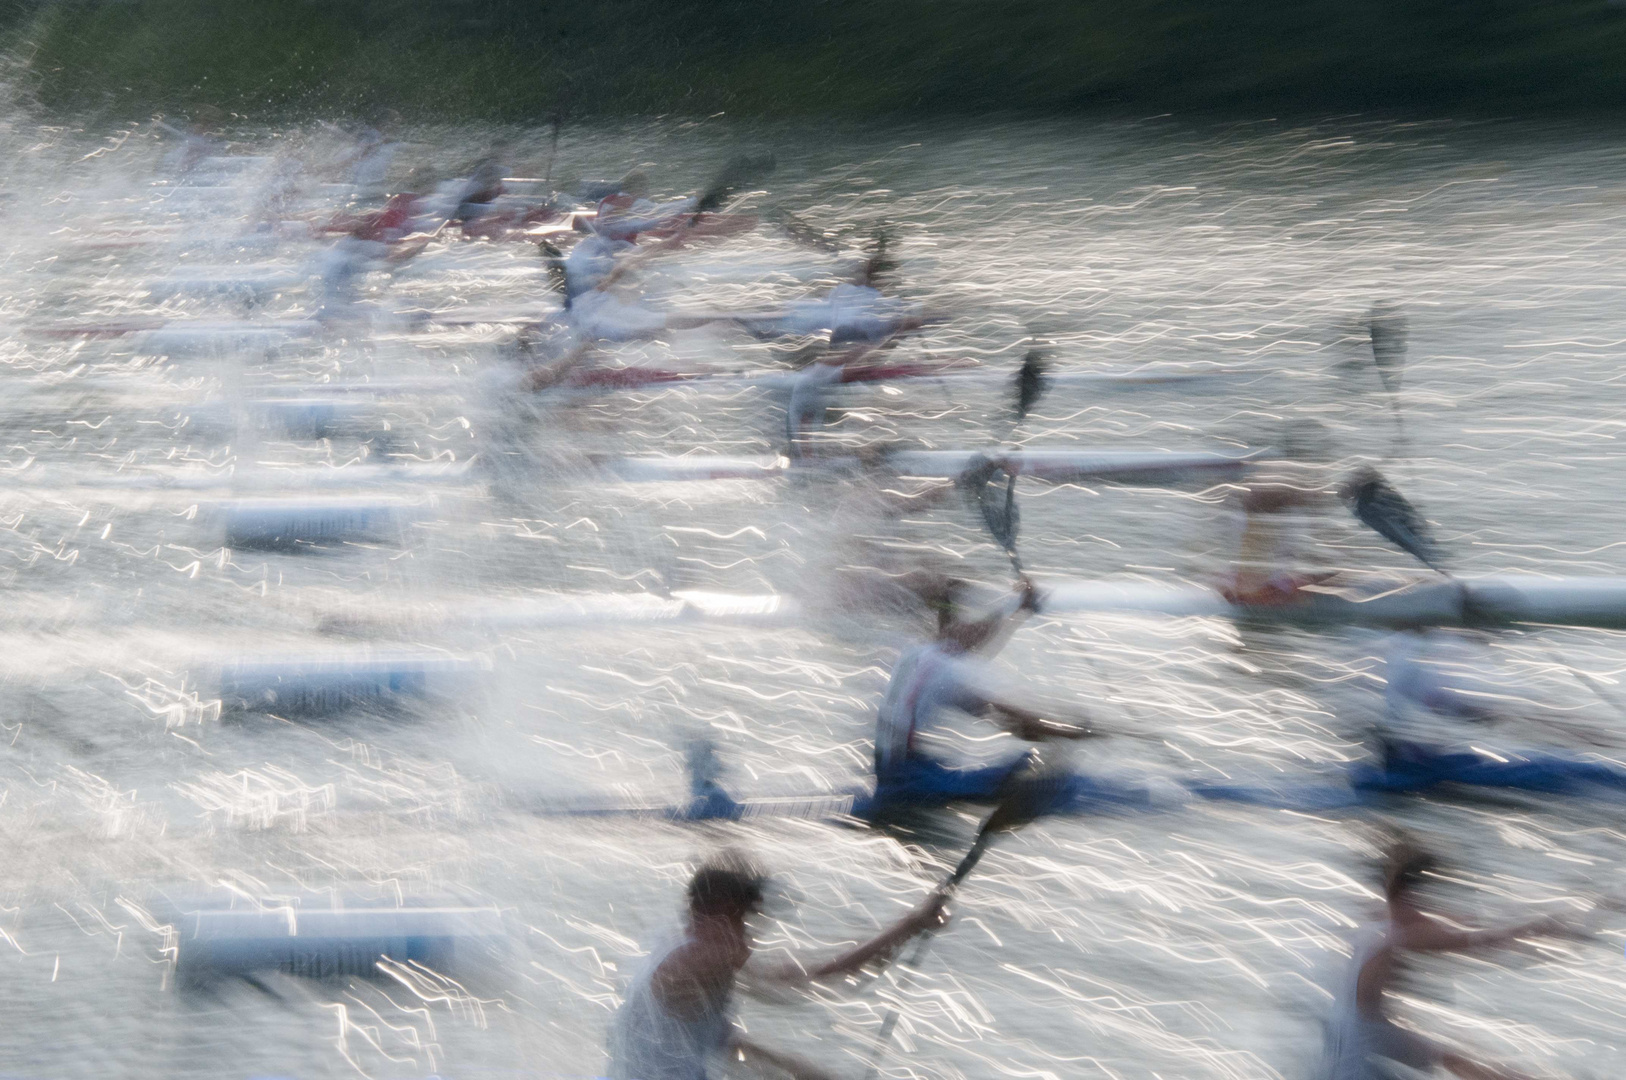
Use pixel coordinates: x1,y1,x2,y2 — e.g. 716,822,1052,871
871,576,1098,808
606,848,947,1080
738,231,937,346
785,341,886,459
453,143,509,232
1320,836,1566,1080
1221,420,1348,605
1352,629,1626,796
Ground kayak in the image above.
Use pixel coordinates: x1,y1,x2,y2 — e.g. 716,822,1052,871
6,460,473,493
601,447,1270,483
1036,574,1626,631
542,362,1268,397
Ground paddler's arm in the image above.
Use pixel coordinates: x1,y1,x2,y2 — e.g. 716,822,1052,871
988,702,1101,742
948,577,1041,656
1391,901,1571,953
745,892,948,988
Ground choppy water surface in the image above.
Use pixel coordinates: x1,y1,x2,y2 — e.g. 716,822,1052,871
2,114,1626,1078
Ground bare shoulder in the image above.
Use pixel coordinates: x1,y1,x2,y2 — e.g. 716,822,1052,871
650,937,741,1019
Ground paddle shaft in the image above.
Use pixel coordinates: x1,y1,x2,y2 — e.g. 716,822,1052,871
858,823,1005,1080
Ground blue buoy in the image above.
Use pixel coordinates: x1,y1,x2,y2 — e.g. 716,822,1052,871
218,497,414,549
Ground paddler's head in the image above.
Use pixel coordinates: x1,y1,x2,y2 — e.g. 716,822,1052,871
687,849,768,959
915,575,965,635
1381,835,1440,904
617,168,652,201
1337,465,1383,505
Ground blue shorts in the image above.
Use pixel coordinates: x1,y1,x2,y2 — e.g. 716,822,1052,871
868,756,1181,817
873,754,1025,806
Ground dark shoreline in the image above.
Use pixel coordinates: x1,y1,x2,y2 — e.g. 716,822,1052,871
11,0,1626,122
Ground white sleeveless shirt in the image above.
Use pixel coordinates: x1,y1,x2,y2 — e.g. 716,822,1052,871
606,934,734,1080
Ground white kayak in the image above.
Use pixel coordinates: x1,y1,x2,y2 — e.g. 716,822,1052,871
6,460,473,494
603,447,1270,483
1037,574,1626,631
318,589,799,635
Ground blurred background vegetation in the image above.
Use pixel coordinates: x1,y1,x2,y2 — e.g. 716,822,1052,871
7,0,1626,119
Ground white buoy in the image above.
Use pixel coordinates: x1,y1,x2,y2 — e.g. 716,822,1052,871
173,905,505,982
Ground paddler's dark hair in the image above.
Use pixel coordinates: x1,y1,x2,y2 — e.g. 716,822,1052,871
921,576,970,634
1382,836,1440,901
688,848,767,918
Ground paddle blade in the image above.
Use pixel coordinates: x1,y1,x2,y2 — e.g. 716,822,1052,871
858,225,899,288
1340,467,1444,571
985,753,1070,832
1368,300,1408,397
538,241,568,297
958,454,1020,558
1014,348,1051,423
943,752,1069,888
695,153,777,215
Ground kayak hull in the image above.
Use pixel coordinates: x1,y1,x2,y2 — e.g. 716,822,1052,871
1038,575,1626,631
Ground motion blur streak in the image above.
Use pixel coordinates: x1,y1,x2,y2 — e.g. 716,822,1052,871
0,113,1624,1080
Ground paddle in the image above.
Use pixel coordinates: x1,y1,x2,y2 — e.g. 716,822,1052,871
1338,466,1446,573
692,153,777,219
1014,346,1051,427
859,751,1065,1080
1368,300,1408,453
1342,468,1626,732
958,453,1022,575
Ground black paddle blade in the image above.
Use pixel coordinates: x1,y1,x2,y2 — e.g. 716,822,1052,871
859,225,899,288
1368,300,1408,397
984,753,1069,833
1014,348,1051,423
538,241,568,296
958,454,1020,558
1340,467,1443,571
695,153,777,215
773,209,842,252
942,751,1064,888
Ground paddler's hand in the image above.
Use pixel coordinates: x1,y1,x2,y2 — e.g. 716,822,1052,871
1016,575,1040,612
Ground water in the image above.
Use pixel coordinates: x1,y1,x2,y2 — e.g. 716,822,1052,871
0,113,1624,1078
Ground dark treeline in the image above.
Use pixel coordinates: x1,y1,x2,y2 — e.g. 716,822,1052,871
9,0,1626,119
